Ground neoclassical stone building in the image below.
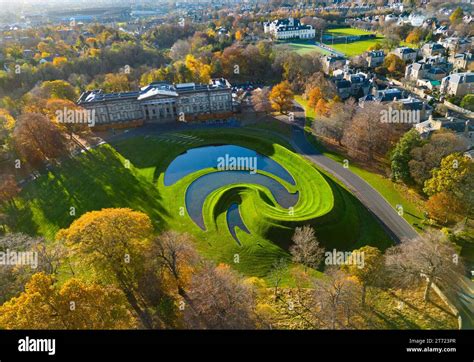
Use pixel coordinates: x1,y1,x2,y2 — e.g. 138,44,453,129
77,78,234,124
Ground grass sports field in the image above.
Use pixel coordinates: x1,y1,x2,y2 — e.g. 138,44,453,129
5,128,392,283
324,28,383,57
275,41,333,56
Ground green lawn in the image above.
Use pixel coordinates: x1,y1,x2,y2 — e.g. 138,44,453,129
327,36,384,57
326,28,375,36
324,28,382,56
274,41,332,56
295,96,316,126
4,127,392,283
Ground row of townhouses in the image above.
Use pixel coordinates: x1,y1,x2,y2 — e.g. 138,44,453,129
77,78,234,124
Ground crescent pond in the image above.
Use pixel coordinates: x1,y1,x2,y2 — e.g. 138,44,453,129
163,145,299,244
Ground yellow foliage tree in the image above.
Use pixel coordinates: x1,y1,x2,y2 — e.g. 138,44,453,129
185,54,211,83
0,273,137,329
307,87,323,110
53,57,68,66
269,81,294,114
56,208,160,329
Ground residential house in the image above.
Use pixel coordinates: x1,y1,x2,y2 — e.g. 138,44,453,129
420,42,446,58
440,72,474,96
405,62,447,81
322,55,347,74
438,37,471,54
333,70,372,99
451,52,473,71
434,25,449,36
391,47,417,63
366,50,385,68
395,96,432,121
416,116,473,147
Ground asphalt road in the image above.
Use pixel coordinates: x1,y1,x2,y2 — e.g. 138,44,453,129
289,123,419,242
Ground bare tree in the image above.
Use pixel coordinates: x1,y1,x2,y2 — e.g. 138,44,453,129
251,87,272,114
313,98,356,144
342,102,408,162
184,262,256,329
268,257,287,301
0,234,49,304
170,39,192,61
290,225,324,270
385,230,465,302
312,268,362,329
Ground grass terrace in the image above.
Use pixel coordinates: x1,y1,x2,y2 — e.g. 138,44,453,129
4,128,393,284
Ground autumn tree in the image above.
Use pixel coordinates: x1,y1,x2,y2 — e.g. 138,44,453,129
342,102,406,161
251,87,272,114
343,246,384,306
307,87,323,110
383,54,405,76
409,130,468,187
0,109,15,160
56,208,175,329
0,174,20,207
152,231,200,300
304,72,336,100
314,98,330,117
13,113,67,168
269,81,294,114
423,153,473,199
101,73,132,93
185,54,211,83
425,192,466,225
268,257,288,301
423,153,473,218
450,7,464,25
390,128,423,184
39,80,78,101
184,263,257,329
405,28,423,45
45,98,90,137
170,39,192,62
385,231,465,302
313,98,356,145
0,232,70,310
290,225,324,270
0,273,136,329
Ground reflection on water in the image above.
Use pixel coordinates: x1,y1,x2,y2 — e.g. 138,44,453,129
164,145,295,186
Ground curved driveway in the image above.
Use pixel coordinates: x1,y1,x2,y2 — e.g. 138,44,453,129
288,122,418,242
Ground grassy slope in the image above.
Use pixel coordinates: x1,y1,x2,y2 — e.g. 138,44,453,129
6,128,392,283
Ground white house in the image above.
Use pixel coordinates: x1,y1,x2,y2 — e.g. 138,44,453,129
264,18,315,40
